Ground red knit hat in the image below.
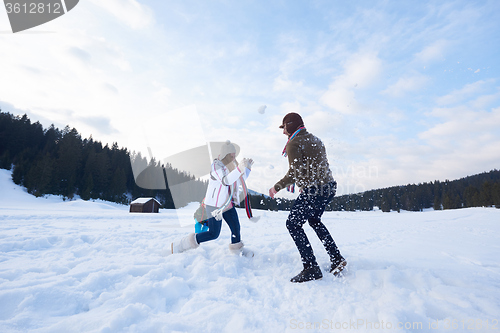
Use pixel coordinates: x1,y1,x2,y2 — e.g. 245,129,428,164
279,112,304,133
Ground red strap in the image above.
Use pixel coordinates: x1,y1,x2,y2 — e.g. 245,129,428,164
240,177,253,218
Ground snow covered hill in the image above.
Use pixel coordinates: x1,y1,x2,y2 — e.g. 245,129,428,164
0,168,499,332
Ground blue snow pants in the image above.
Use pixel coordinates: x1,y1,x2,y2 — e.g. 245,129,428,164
286,181,342,269
195,206,241,244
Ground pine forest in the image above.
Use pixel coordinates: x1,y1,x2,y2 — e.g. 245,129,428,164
1,111,499,212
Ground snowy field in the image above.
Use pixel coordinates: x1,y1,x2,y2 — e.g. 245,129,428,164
1,168,499,333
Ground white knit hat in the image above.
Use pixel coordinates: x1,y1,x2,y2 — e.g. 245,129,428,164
219,140,236,159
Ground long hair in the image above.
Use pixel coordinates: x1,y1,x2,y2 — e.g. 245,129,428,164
221,154,238,172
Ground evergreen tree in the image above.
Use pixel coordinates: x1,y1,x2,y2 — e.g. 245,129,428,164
56,127,82,198
24,153,54,196
81,173,94,201
480,181,493,207
492,183,500,208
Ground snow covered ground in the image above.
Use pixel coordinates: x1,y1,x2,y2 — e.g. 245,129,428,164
1,168,499,333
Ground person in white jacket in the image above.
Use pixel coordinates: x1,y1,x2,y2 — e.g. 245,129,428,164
171,141,254,256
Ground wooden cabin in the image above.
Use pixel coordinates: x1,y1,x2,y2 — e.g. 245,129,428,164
129,198,160,213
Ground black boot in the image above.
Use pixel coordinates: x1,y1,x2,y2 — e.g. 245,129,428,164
330,257,347,277
290,265,323,283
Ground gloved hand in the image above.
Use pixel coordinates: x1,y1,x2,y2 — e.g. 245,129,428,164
241,158,254,170
211,209,223,221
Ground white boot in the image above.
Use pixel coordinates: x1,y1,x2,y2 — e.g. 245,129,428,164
229,242,254,258
171,233,199,254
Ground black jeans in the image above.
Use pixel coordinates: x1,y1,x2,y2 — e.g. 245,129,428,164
286,182,342,269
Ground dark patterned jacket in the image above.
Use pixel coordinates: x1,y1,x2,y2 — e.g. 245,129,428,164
274,130,334,191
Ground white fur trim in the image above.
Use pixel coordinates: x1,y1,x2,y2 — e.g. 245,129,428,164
172,233,199,253
228,242,244,251
188,233,199,248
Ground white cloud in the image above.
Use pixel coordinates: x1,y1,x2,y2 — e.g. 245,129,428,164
382,74,429,97
469,90,500,110
279,101,302,114
326,93,500,193
88,0,154,30
343,53,383,89
420,106,500,145
411,102,500,183
303,110,343,142
0,2,158,146
414,39,451,64
67,47,92,63
321,52,382,114
321,88,358,114
272,76,304,93
436,80,496,106
340,106,500,192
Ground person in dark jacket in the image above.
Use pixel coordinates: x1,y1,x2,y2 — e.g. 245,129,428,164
269,112,346,283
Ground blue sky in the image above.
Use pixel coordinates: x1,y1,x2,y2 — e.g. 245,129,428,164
1,0,499,197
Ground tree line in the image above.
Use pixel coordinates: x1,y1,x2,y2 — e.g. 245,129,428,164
327,170,500,212
244,170,500,213
1,110,499,212
0,111,206,207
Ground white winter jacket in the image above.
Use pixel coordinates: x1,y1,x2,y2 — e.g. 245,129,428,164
204,159,251,209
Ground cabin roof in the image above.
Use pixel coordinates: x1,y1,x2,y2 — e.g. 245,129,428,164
130,197,160,205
